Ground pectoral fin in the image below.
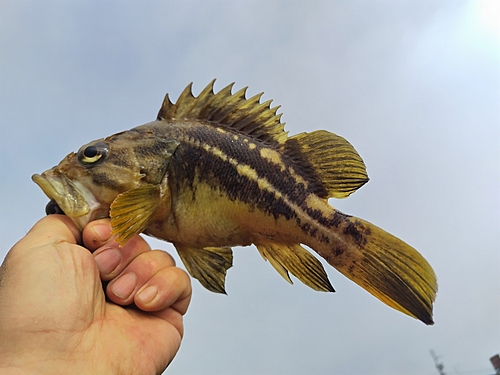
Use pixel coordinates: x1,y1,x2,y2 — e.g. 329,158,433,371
256,243,334,292
110,184,162,245
175,245,233,294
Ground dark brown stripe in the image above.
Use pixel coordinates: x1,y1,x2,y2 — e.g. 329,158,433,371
175,125,317,203
169,141,297,220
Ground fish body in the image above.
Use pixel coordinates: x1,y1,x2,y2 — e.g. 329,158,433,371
33,81,437,324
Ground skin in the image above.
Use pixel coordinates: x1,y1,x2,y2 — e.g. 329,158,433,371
0,215,191,375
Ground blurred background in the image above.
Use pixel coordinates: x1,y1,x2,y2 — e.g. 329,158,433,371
1,1,499,374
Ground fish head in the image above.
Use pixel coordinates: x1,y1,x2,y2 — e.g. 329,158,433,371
32,127,180,230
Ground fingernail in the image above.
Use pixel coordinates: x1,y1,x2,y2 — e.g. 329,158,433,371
93,224,113,243
94,249,121,275
111,272,137,299
137,285,158,305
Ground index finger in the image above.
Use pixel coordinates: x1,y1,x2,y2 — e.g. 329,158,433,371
82,218,115,251
82,219,159,281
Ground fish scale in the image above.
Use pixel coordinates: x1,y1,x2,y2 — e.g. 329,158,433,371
168,125,303,219
32,80,437,325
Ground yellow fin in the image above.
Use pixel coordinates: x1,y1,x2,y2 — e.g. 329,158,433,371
287,130,369,199
175,245,233,294
110,184,161,246
257,244,293,284
256,243,334,292
157,80,288,145
321,215,437,324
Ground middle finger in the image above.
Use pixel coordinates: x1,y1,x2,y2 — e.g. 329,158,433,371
92,235,152,280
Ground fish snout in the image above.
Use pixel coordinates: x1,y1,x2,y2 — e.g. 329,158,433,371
32,171,91,218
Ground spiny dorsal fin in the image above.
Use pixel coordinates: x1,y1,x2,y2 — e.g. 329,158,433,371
157,80,288,145
286,130,369,199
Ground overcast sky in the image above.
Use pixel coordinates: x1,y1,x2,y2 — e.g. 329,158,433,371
1,1,499,374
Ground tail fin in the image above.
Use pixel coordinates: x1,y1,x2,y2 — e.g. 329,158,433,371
286,129,436,322
319,214,437,325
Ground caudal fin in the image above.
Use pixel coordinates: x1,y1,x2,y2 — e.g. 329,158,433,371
319,214,437,325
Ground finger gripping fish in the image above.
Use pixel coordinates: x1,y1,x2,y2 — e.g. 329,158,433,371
32,80,437,324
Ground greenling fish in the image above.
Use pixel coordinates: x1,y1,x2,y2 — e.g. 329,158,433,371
32,80,437,324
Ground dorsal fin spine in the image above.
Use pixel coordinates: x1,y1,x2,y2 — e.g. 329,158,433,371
212,84,249,122
157,93,174,120
197,79,216,100
189,79,216,118
175,82,195,116
221,87,250,121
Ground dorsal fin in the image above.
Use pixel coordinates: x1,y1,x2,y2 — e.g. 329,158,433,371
157,80,288,144
285,130,369,199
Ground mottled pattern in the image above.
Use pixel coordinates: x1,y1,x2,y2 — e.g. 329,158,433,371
168,124,325,222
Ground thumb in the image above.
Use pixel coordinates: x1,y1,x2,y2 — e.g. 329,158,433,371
1,215,82,282
0,214,102,330
20,214,82,250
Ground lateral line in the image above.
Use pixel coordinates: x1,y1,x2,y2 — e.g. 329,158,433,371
186,137,330,235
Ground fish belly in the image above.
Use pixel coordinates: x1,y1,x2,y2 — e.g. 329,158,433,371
146,180,288,248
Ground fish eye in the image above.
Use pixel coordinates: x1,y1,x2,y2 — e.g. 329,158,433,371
77,142,108,166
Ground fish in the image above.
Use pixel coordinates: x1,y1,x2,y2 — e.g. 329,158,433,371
32,80,437,324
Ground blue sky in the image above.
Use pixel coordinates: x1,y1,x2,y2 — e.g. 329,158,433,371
1,1,499,374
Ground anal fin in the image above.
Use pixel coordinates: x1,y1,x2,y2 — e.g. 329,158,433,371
175,245,233,294
256,243,334,292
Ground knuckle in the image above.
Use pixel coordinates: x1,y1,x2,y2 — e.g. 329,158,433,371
150,249,176,267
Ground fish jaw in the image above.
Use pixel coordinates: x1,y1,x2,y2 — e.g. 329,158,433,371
32,170,109,229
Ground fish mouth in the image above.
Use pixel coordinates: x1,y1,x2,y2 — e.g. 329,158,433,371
32,171,109,229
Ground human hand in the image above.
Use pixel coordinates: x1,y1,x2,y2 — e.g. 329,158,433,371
0,215,191,375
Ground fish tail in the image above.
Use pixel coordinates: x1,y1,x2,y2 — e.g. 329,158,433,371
314,211,437,325
286,129,436,323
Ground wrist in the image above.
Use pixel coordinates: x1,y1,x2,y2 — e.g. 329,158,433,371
0,352,100,375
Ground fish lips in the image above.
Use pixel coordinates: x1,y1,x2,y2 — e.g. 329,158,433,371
32,171,91,218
